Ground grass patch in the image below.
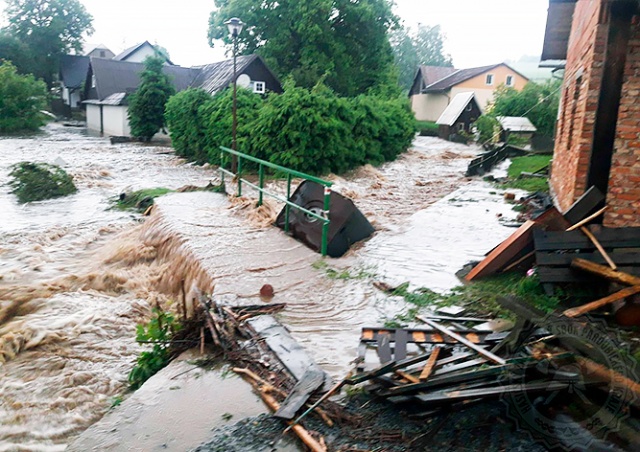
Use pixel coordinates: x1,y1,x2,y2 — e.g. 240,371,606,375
114,188,173,211
392,273,560,321
416,120,439,136
498,154,553,193
312,259,376,280
8,161,77,203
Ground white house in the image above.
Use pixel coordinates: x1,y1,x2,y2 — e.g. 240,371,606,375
113,41,173,65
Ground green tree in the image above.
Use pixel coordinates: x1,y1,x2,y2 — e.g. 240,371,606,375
0,32,37,75
390,24,453,91
490,79,561,137
128,56,175,141
0,61,47,133
3,0,93,86
208,0,398,96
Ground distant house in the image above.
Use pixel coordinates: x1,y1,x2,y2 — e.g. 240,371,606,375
113,41,173,65
83,54,282,137
496,116,537,146
59,55,90,110
540,0,640,228
435,92,482,140
409,63,529,122
85,44,115,60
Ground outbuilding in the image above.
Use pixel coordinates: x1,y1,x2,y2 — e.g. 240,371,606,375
435,92,482,141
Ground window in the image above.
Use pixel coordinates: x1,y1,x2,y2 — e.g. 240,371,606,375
91,75,96,88
486,74,494,85
100,50,106,58
253,81,265,94
506,75,514,87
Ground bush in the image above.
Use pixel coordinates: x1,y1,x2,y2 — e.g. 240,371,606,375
0,61,47,133
165,88,214,161
165,83,417,175
8,162,77,203
475,115,500,144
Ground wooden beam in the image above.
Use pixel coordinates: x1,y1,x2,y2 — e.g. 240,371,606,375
579,226,617,270
563,285,640,317
571,258,640,286
416,317,506,365
419,347,441,381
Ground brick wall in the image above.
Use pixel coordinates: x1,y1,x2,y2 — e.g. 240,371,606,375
605,14,640,227
551,0,607,212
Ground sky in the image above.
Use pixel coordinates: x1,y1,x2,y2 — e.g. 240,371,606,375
0,0,550,68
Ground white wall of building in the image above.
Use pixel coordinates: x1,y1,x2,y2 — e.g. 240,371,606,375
86,104,131,136
122,46,158,63
411,93,450,122
86,104,102,133
451,87,493,112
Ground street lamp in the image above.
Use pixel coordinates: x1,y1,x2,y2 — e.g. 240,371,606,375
224,17,244,173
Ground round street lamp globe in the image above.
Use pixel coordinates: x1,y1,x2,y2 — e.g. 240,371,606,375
224,17,244,37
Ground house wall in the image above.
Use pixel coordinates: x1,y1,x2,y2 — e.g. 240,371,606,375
550,0,640,227
102,106,131,136
607,13,640,227
411,93,450,122
122,46,157,63
454,65,528,109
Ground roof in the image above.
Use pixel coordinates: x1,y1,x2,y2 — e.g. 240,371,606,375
424,63,529,92
59,55,90,89
418,65,457,87
89,57,198,100
84,92,128,106
84,43,113,55
436,92,478,126
497,116,537,132
540,0,577,63
192,54,260,94
113,41,174,65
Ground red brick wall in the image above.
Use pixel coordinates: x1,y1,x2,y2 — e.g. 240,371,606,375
551,0,607,212
605,14,640,227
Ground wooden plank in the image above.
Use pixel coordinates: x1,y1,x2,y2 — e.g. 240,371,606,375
537,266,640,284
377,333,392,364
466,220,539,281
395,370,420,383
566,206,607,231
534,206,571,231
563,186,605,225
571,258,640,286
419,347,441,381
394,329,408,361
275,367,325,420
359,328,507,345
533,227,640,251
580,226,617,270
563,285,640,317
535,251,640,267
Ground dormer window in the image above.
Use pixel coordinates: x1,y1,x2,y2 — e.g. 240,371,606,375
486,74,494,85
506,75,514,87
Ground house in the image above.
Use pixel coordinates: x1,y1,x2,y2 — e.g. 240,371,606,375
59,55,90,110
541,0,640,227
496,116,537,146
409,63,529,122
435,92,482,140
113,40,173,65
85,44,115,59
83,54,282,137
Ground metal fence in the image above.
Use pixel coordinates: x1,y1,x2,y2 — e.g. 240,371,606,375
218,146,333,256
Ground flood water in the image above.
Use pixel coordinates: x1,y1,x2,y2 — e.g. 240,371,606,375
0,124,522,451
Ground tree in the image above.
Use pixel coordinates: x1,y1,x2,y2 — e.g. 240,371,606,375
128,56,175,141
208,0,398,97
3,0,93,86
391,24,453,91
490,79,561,137
0,32,37,76
0,61,47,133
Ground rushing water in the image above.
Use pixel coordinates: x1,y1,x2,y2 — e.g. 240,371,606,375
0,124,523,451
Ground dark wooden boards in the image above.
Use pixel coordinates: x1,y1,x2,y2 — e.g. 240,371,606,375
275,367,325,420
360,327,508,346
563,186,606,225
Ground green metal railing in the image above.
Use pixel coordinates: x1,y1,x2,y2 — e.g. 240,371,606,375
219,146,333,256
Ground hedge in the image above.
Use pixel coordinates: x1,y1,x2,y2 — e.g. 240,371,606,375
165,84,416,175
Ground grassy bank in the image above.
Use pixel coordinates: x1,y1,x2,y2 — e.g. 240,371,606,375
498,154,552,192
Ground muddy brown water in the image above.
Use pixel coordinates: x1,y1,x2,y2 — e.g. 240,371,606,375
1,124,522,451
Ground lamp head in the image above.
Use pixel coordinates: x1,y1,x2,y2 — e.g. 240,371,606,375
224,18,244,38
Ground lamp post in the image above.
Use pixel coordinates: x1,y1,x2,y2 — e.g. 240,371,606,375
224,17,244,173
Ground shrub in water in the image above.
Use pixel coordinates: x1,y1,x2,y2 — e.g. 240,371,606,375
8,162,77,203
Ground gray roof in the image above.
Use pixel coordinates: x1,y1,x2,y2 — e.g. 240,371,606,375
89,57,198,100
418,65,457,87
424,63,529,92
192,54,259,94
84,92,128,106
497,116,537,132
541,0,577,62
60,55,90,89
436,92,478,126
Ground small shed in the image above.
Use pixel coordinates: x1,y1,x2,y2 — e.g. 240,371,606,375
435,92,482,141
496,116,537,146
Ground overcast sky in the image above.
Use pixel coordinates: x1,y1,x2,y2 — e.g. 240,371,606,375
0,0,549,68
